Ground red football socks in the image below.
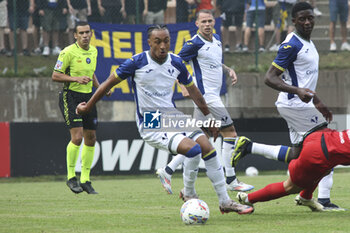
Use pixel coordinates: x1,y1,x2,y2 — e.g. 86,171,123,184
248,182,288,203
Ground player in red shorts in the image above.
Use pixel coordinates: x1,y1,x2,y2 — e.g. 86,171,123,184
236,128,350,212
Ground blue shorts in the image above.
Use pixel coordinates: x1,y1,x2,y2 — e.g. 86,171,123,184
246,10,265,28
329,0,348,22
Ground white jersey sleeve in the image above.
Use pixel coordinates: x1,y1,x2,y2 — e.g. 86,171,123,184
273,32,319,106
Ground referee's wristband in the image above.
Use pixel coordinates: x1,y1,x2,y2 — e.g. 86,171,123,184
205,113,214,121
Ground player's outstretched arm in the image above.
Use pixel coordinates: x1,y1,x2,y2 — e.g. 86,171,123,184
93,73,112,97
177,80,190,98
92,73,100,88
76,73,120,115
265,65,294,92
52,71,91,84
186,84,210,115
265,65,315,103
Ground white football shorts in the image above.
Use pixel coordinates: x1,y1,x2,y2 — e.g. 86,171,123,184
277,105,327,144
193,95,233,128
139,130,204,154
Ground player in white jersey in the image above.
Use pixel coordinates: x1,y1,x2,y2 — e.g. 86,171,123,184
156,9,254,195
76,25,253,215
232,2,345,211
273,25,328,143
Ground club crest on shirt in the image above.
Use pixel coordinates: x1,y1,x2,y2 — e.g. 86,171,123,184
311,115,318,124
86,58,91,64
168,68,174,76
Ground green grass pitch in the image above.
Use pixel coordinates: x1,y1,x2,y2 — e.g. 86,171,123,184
0,170,349,233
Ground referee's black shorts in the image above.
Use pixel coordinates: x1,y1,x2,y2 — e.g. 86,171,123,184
59,90,98,130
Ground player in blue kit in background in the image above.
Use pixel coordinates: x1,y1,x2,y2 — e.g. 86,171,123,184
76,25,253,215
233,2,345,211
156,9,254,195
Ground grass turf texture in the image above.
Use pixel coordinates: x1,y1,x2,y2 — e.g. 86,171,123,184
0,171,349,233
1,51,350,77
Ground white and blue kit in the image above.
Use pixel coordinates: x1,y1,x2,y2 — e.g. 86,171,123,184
178,33,234,128
114,51,203,153
272,32,327,144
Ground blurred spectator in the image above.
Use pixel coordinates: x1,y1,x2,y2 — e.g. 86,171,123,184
309,0,322,16
196,0,214,13
87,0,101,22
298,0,322,16
242,0,266,52
217,0,245,53
58,3,68,49
121,0,145,24
7,0,34,56
329,0,350,51
188,0,197,22
269,0,296,52
32,0,42,55
0,0,7,55
176,0,196,23
66,0,91,44
144,0,167,24
97,0,123,24
38,0,68,56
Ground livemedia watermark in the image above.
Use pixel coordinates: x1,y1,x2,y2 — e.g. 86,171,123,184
142,109,221,132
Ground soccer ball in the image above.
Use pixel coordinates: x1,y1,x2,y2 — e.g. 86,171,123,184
245,166,259,176
180,199,209,225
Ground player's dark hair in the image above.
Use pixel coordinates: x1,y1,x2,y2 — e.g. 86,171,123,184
292,2,313,18
147,24,169,39
196,9,214,20
74,21,90,33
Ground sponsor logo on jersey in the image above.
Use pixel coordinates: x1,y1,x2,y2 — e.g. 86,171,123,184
306,69,318,75
54,60,63,70
144,90,171,97
283,45,292,49
145,69,153,73
339,132,345,144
